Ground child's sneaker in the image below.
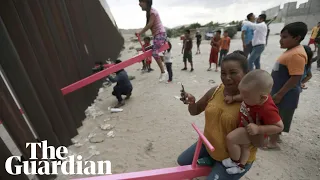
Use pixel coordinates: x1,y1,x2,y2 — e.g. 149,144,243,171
166,80,172,84
222,158,238,168
159,72,167,82
226,166,245,175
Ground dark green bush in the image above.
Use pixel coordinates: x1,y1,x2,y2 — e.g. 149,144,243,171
224,27,237,38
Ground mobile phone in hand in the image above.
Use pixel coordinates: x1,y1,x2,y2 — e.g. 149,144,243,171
181,84,186,101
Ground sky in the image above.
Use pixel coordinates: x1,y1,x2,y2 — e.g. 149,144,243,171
107,0,308,29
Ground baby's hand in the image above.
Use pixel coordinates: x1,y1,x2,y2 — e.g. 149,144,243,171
246,123,260,136
224,95,233,104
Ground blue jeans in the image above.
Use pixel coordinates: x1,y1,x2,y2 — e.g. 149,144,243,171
177,143,253,180
248,45,265,71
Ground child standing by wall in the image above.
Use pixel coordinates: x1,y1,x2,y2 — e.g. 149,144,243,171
181,30,194,72
164,41,173,83
219,30,231,66
208,30,221,72
137,0,167,82
268,22,308,149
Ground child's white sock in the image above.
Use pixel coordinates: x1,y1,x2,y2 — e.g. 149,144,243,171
226,166,245,175
222,158,238,168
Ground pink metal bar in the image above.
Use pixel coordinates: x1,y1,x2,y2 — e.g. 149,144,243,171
61,43,169,95
73,166,211,180
192,123,215,152
191,138,203,169
137,35,145,52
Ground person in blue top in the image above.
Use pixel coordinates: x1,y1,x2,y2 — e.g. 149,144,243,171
108,60,133,108
241,13,255,58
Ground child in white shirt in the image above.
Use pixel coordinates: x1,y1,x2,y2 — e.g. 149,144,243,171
164,41,173,83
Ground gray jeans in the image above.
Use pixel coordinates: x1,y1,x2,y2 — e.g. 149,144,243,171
248,44,265,71
244,42,253,58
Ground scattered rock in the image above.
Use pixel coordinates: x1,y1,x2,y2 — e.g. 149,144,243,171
129,46,134,50
74,143,83,148
85,105,104,119
145,142,153,152
209,79,216,84
89,136,105,143
100,124,114,131
104,118,111,122
71,139,78,144
129,76,136,80
88,133,96,139
107,131,115,138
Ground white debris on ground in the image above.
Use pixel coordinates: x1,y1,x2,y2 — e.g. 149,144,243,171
85,104,104,119
108,107,124,113
100,124,114,131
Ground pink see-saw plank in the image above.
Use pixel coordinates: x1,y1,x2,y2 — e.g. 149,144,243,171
73,165,212,180
61,43,169,95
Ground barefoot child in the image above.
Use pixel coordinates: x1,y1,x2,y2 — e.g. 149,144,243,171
181,29,194,72
268,22,308,147
208,30,221,72
164,41,173,82
108,60,133,108
223,69,284,174
137,0,167,82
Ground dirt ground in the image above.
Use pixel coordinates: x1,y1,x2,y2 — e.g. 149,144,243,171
56,33,320,180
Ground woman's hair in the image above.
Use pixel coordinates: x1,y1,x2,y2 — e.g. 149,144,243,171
222,50,249,73
139,0,153,25
303,45,313,70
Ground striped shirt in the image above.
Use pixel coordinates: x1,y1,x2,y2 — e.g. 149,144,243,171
150,8,166,36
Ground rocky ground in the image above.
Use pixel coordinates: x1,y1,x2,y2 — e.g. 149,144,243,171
2,32,319,180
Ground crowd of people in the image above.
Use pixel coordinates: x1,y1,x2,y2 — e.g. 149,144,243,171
106,0,319,179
